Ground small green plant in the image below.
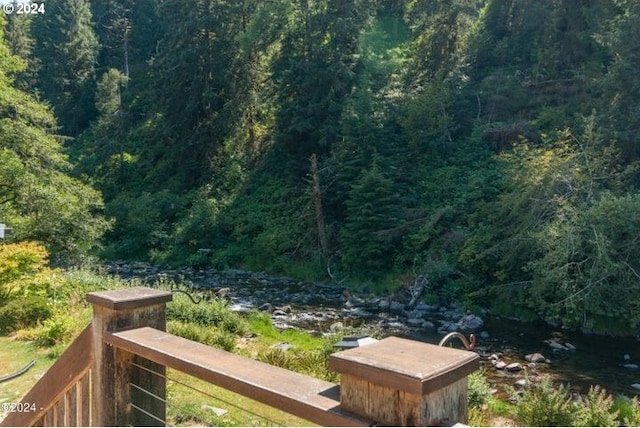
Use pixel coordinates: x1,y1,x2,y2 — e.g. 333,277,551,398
167,294,250,336
575,385,619,427
255,347,338,382
168,320,236,352
468,371,492,409
512,376,575,427
613,395,640,426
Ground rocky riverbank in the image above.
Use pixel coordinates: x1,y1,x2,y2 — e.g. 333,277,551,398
103,261,640,397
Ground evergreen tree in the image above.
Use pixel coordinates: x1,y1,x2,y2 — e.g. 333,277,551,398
3,6,36,90
32,0,99,136
340,156,400,277
272,0,373,172
0,15,109,260
596,0,640,161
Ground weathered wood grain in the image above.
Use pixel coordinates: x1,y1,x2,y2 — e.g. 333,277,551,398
105,326,372,427
330,336,478,426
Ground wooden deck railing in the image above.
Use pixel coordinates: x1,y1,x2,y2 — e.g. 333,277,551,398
0,287,479,427
1,325,93,427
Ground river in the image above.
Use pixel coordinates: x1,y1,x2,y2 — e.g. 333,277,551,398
110,263,640,398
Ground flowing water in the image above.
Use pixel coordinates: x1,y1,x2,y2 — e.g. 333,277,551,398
113,264,640,398
409,316,640,397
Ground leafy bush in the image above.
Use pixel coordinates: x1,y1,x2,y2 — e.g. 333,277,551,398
0,296,52,334
17,310,90,347
575,385,619,427
167,295,249,336
468,371,492,408
0,242,59,301
512,376,575,427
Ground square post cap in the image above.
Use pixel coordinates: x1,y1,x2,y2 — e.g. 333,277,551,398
86,287,172,310
329,336,479,395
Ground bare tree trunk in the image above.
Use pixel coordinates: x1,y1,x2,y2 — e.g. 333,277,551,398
310,153,328,258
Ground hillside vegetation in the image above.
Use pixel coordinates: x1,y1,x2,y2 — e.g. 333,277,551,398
2,0,640,334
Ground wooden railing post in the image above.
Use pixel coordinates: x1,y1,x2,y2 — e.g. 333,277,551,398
329,336,479,426
86,287,172,427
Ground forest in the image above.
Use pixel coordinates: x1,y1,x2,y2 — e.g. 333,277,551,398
1,0,640,335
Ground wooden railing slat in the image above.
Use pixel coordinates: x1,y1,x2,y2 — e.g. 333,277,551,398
79,370,91,427
105,326,371,427
0,325,93,427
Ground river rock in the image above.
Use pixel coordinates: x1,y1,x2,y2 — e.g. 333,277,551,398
506,363,522,372
633,384,640,391
202,405,228,417
494,361,507,370
377,299,390,311
546,340,569,351
273,342,294,351
525,353,547,363
389,301,405,314
406,318,424,327
329,322,344,331
514,379,529,388
349,308,374,318
415,303,438,312
457,314,484,332
624,364,639,370
565,342,576,351
258,302,274,312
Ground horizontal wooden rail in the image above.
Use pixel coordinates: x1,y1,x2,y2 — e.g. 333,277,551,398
104,326,372,427
0,325,93,427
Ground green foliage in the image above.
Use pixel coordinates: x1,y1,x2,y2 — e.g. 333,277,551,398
256,347,337,382
31,0,99,135
18,311,87,347
167,294,249,337
167,320,236,352
102,190,184,260
6,0,640,335
467,371,492,409
575,385,619,427
95,68,128,117
340,157,401,277
614,395,640,426
0,296,51,334
512,376,575,427
0,17,109,261
0,242,66,310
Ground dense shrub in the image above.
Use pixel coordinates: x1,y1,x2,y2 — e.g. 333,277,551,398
575,385,619,427
0,296,52,334
512,376,575,426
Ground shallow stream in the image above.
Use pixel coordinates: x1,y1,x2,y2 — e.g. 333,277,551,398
111,264,640,398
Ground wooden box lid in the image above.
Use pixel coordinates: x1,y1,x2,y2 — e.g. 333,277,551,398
329,336,479,395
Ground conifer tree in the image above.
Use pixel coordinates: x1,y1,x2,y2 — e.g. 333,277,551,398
0,15,109,260
32,0,99,136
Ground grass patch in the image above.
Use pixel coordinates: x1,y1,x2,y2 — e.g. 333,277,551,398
0,337,57,421
246,312,337,351
166,369,315,426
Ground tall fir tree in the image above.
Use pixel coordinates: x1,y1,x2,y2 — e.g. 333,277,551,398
32,0,99,136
